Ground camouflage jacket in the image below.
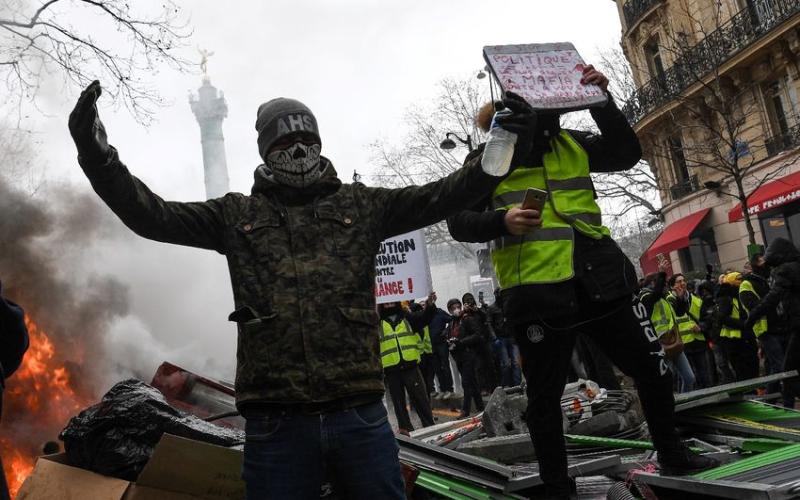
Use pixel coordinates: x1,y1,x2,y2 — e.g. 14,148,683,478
80,150,503,409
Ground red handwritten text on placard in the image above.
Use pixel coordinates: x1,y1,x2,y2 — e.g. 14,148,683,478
485,43,607,110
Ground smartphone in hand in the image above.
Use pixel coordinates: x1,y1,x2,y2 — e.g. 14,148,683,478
521,188,548,211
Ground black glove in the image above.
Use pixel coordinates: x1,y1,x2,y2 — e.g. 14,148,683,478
494,91,537,162
68,80,111,164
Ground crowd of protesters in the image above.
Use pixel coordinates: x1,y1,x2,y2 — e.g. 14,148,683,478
382,236,800,434
637,238,800,408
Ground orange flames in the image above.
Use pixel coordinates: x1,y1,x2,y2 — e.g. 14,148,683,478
1,317,90,498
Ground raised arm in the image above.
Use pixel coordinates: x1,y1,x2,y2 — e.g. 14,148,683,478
368,151,506,240
569,65,642,173
69,81,227,252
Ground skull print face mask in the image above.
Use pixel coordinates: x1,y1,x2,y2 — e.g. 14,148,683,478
265,141,322,189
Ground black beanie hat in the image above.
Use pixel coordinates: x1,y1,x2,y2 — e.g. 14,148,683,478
255,98,321,161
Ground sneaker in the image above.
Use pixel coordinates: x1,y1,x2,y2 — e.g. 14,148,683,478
658,444,720,475
442,391,453,400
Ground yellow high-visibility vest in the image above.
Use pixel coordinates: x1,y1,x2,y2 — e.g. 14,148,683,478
739,280,767,337
720,298,743,340
417,326,433,355
490,131,610,288
380,319,421,368
668,292,705,344
651,297,677,338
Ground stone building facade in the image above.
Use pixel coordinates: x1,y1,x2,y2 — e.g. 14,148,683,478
613,0,800,275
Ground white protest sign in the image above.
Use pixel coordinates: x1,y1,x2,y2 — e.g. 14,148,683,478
483,42,608,111
374,229,432,304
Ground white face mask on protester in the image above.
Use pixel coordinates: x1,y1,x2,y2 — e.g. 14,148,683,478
450,307,462,317
265,142,322,189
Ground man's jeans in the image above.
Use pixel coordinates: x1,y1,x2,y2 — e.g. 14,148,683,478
493,337,522,387
242,401,405,500
668,351,696,393
685,347,712,389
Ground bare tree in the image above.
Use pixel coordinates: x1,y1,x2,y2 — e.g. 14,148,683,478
0,0,192,124
0,124,45,193
369,75,490,260
631,0,796,246
560,46,663,228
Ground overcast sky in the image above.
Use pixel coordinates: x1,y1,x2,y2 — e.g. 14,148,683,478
25,0,626,382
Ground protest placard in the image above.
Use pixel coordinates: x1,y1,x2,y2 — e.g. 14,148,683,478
374,229,432,304
483,42,608,111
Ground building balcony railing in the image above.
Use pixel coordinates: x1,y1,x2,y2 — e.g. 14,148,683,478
766,122,800,156
669,174,700,200
623,0,800,125
623,0,665,31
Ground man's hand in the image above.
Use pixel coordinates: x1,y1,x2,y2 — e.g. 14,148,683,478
580,65,609,93
495,91,537,160
691,324,701,333
68,80,110,163
504,207,542,236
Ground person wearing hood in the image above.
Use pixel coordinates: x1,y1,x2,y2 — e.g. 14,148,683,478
746,237,800,405
444,297,485,417
68,81,515,500
462,292,498,394
717,272,758,381
1,281,29,500
428,301,455,399
446,66,717,498
378,294,436,434
740,253,790,404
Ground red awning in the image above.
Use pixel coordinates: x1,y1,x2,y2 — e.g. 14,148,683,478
642,208,711,265
728,170,800,222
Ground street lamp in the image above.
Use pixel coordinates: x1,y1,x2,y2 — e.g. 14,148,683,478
439,132,474,152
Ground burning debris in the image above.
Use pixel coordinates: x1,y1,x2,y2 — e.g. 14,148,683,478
0,176,129,495
0,317,94,497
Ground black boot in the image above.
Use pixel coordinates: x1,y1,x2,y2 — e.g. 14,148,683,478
658,442,720,475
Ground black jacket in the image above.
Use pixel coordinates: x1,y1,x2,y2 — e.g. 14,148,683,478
428,308,451,347
446,98,641,324
748,237,800,330
1,283,29,421
637,272,666,318
446,310,486,358
740,271,785,335
698,296,717,338
0,284,28,384
484,302,508,338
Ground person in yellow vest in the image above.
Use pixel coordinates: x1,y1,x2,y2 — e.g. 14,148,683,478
739,253,794,407
447,66,717,498
745,238,800,406
407,301,436,398
741,252,792,406
640,266,692,392
667,273,711,389
717,272,758,381
378,294,437,433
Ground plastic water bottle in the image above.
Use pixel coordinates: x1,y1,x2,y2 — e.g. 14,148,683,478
481,109,517,176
